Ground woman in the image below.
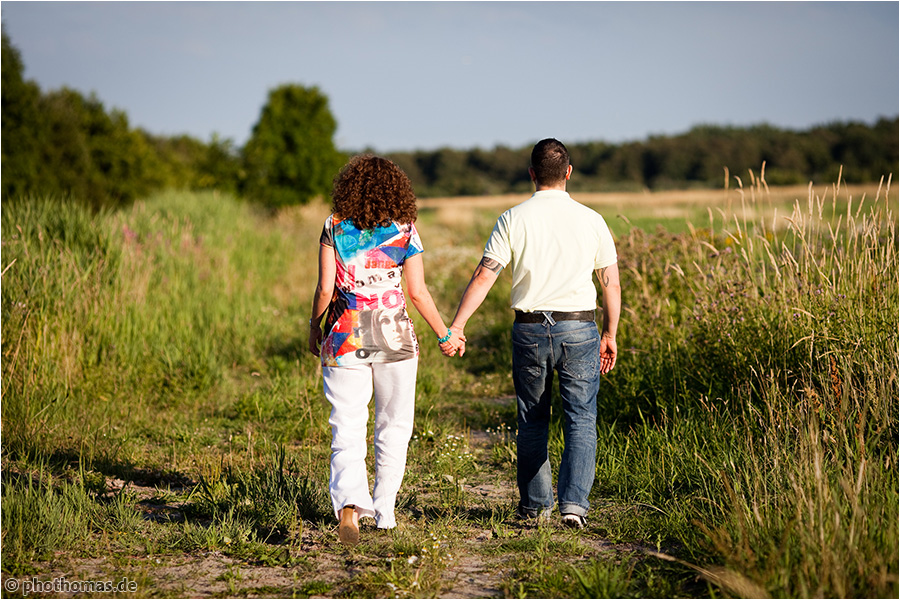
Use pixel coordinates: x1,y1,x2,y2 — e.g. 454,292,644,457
309,154,464,546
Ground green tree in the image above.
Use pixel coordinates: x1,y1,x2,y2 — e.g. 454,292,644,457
141,131,208,189
2,29,47,200
39,88,163,207
197,134,241,194
241,84,345,206
140,132,242,194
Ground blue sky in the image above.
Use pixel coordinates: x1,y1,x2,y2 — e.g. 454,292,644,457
2,1,897,153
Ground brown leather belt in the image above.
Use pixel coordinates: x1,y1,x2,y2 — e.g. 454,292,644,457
514,310,595,324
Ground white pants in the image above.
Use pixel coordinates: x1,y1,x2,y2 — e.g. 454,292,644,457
323,357,418,529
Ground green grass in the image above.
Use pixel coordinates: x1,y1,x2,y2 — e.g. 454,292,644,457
1,174,897,597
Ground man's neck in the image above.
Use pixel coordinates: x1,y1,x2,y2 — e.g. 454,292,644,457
535,184,567,192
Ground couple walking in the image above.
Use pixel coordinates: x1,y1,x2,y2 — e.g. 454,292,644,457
308,139,621,546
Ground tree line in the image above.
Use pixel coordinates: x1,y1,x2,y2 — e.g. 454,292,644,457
3,30,897,209
387,118,898,197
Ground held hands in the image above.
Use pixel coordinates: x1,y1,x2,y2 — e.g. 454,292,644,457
438,327,466,357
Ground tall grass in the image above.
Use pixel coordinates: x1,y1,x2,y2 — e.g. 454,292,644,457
596,174,898,597
2,191,328,467
1,175,896,597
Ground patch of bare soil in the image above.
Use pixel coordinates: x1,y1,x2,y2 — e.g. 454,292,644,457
438,552,504,599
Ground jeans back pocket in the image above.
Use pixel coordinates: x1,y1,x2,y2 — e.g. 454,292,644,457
512,339,543,387
560,337,599,381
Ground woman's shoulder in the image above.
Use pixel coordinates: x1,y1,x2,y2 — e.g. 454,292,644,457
327,217,416,240
328,214,362,235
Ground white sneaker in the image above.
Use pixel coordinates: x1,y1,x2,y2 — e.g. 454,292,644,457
561,513,586,529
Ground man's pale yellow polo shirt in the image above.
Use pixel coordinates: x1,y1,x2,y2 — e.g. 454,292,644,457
482,190,618,313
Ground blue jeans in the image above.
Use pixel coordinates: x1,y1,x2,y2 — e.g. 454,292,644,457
512,316,600,518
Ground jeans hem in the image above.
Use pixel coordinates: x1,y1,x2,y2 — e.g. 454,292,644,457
558,503,588,518
517,504,553,520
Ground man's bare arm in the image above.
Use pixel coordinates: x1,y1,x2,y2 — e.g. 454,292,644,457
595,262,621,373
449,257,503,353
599,265,611,287
480,257,503,274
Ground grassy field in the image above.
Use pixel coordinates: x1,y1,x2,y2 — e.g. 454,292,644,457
1,174,897,598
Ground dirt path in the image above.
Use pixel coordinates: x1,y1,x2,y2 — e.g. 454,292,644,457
17,429,655,599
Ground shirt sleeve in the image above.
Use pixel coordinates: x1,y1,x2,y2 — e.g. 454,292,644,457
593,215,618,269
482,212,512,267
319,215,334,247
404,222,424,260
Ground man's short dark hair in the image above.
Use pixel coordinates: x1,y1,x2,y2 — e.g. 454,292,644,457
530,138,570,186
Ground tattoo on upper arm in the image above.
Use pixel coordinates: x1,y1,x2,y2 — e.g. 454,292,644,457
600,267,610,287
481,257,503,273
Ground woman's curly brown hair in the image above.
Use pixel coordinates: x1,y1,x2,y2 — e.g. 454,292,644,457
331,154,417,229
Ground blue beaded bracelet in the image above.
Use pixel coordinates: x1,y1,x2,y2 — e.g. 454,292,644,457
437,329,452,344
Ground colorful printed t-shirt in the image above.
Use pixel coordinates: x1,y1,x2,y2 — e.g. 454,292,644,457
319,215,423,367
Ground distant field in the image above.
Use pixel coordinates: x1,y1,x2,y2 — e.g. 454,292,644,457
421,182,890,236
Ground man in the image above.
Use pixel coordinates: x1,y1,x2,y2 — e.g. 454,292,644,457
449,138,621,528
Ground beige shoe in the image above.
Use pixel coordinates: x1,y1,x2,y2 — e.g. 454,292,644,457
338,505,359,546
